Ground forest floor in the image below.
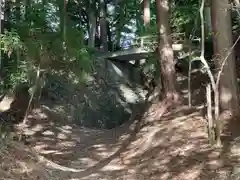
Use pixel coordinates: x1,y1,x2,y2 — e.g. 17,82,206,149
1,71,240,180
16,103,240,180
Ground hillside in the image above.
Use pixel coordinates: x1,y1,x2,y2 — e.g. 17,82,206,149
1,102,240,180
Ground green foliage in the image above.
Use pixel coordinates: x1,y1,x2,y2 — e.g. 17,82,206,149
1,29,28,90
171,5,199,35
0,0,205,129
1,29,24,56
8,61,29,87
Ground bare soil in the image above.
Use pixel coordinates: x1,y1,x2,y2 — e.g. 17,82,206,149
1,70,240,180
7,104,238,180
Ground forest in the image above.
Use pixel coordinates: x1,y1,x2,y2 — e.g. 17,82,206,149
1,0,240,179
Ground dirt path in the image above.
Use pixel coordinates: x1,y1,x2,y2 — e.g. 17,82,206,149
17,103,240,180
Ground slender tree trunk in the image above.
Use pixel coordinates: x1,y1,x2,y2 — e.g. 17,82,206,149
95,20,101,48
59,0,67,60
4,0,11,31
99,0,108,52
211,0,239,116
99,0,109,77
143,0,150,26
88,1,96,48
15,0,21,22
25,0,31,21
204,0,212,36
107,21,113,51
63,0,67,55
42,0,47,31
88,12,96,47
135,0,141,34
4,0,10,21
156,0,179,103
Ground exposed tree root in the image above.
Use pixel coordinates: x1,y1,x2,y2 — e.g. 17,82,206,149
145,93,180,122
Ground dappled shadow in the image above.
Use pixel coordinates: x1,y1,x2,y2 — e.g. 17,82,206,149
18,99,146,174
0,140,51,180
67,105,235,180
4,61,239,179
18,100,238,180
219,116,240,179
70,101,147,179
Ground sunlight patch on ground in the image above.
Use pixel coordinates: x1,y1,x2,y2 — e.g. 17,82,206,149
178,144,196,156
15,160,33,174
160,172,171,179
15,104,237,179
207,159,224,169
54,151,72,155
23,127,42,136
56,126,73,135
101,164,125,171
38,149,60,155
178,164,203,180
57,141,76,147
34,144,48,151
56,127,72,134
139,128,159,152
42,136,55,141
76,157,98,167
42,130,55,136
31,124,44,132
57,132,68,140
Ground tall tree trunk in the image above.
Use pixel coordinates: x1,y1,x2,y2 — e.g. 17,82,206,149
88,0,96,48
156,0,179,103
211,0,239,116
99,0,109,77
99,0,108,52
42,0,47,31
143,0,150,27
107,21,113,51
135,0,144,34
25,0,31,21
59,0,67,60
63,0,67,55
15,0,21,22
88,12,96,47
204,0,212,36
3,0,11,31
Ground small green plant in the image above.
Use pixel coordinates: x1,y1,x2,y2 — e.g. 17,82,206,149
1,29,24,58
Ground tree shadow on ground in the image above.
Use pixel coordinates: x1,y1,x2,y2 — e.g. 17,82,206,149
67,105,236,180
219,116,240,179
70,100,147,179
20,99,147,174
16,65,240,180
22,97,235,180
